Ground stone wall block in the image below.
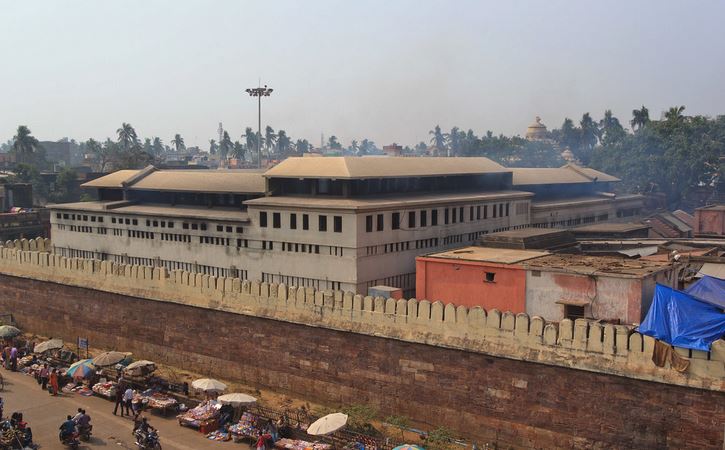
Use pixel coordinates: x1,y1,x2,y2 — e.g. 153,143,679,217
322,291,334,308
628,332,644,353
468,307,486,331
431,301,444,323
278,283,287,301
144,266,152,280
444,303,457,325
530,316,545,338
573,319,589,350
296,287,306,305
417,300,431,323
342,292,354,310
395,299,407,316
456,305,468,327
224,277,233,293
603,324,616,355
543,323,558,346
711,339,725,363
251,281,261,296
353,294,364,312
501,311,516,331
374,296,385,313
514,313,530,336
363,296,374,312
314,291,324,307
558,319,574,348
304,287,315,305
487,309,502,329
587,322,604,353
260,281,269,298
28,239,37,251
333,291,343,310
242,280,251,294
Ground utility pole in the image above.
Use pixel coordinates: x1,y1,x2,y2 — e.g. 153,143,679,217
245,84,273,168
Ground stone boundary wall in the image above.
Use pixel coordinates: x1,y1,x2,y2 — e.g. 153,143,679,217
1,238,723,392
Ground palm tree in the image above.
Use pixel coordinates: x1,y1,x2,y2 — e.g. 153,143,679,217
630,106,650,131
219,131,233,161
277,130,291,156
664,105,686,123
208,139,218,155
231,141,246,160
294,139,310,154
12,125,41,165
429,125,447,155
327,135,341,150
359,139,375,156
264,126,276,157
599,110,625,145
171,134,185,152
151,137,164,156
447,127,462,156
579,113,599,149
350,140,359,154
116,123,138,150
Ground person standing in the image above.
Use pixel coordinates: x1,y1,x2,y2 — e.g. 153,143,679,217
9,346,17,372
39,364,49,391
49,368,59,396
123,387,134,417
113,381,125,416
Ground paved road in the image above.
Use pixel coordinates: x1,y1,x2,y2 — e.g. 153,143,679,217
1,369,235,450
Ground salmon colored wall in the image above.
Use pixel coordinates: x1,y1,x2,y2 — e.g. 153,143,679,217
695,209,725,235
416,257,526,312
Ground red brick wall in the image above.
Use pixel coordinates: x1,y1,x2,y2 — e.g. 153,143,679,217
1,274,723,449
416,257,526,312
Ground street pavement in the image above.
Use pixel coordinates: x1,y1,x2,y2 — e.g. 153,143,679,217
1,368,235,450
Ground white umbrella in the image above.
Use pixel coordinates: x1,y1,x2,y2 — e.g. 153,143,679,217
92,351,130,367
307,413,348,436
191,378,227,392
125,360,156,371
34,339,64,354
218,393,257,406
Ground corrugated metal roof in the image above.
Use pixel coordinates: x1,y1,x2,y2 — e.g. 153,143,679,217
82,169,266,193
263,156,508,179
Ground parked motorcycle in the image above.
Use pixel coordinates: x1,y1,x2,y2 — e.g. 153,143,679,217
134,428,161,450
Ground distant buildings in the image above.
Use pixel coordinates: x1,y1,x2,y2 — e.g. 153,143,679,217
694,205,725,237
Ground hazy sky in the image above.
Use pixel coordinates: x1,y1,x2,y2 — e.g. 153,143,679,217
2,1,724,148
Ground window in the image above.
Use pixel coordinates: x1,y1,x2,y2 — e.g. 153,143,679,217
200,223,207,231
260,212,268,227
319,215,327,232
484,205,488,219
56,213,61,219
408,211,416,228
376,214,384,231
452,209,457,224
91,216,96,222
459,207,464,222
485,272,496,283
392,212,400,230
64,214,70,219
444,208,450,224
111,217,116,223
160,221,166,228
314,245,320,254
564,305,586,320
505,203,510,217
132,219,138,225
83,215,88,221
236,226,243,233
477,206,481,220
431,209,438,226
333,216,342,233
192,223,198,230
420,210,427,227
217,225,223,232
273,212,281,228
168,221,174,229
366,215,373,232
499,204,504,218
183,222,189,230
470,206,474,221
226,226,232,232
302,214,309,230
146,219,151,226
493,205,497,218
290,213,297,230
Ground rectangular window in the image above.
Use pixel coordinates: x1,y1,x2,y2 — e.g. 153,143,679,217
192,223,198,230
302,214,309,230
392,212,401,230
431,209,438,226
365,215,373,233
226,226,232,232
111,217,116,223
505,203,510,217
91,216,96,222
290,213,297,230
484,205,488,219
319,215,327,232
152,220,158,227
132,219,138,225
236,226,243,233
493,205,497,218
420,210,427,227
183,222,189,229
452,209,457,224
333,216,342,233
485,272,496,283
260,212,268,227
459,207,464,222
477,206,481,220
408,211,416,228
376,214,384,231
160,221,166,228
444,208,449,224
64,214,70,219
273,212,281,228
470,206,474,221
56,213,61,219
217,225,223,232
201,223,207,231
499,203,504,218
146,219,151,226
168,221,174,228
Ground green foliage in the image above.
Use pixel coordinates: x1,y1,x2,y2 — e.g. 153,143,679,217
425,426,455,450
341,404,378,431
47,167,80,203
384,415,410,440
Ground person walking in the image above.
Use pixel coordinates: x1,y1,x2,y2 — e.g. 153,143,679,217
113,382,125,416
39,364,49,391
49,368,59,396
9,346,17,372
123,386,134,417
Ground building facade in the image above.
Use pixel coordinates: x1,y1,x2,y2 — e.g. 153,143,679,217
49,157,643,295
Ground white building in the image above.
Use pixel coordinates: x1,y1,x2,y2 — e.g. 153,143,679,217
49,157,641,295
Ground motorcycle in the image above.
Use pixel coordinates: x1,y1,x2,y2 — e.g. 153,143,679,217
78,423,92,441
134,428,161,450
59,430,80,449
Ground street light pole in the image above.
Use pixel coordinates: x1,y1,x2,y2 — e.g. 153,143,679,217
245,84,273,169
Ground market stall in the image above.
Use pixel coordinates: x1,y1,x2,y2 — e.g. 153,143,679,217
275,438,332,450
137,390,179,416
177,401,221,433
92,380,118,399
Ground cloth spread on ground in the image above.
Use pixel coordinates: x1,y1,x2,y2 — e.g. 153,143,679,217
685,275,725,309
639,284,725,351
652,339,690,372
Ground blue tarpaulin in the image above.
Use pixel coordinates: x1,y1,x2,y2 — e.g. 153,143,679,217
684,275,725,309
638,284,725,351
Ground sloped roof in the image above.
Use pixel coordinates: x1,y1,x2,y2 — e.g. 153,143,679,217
82,168,266,194
511,164,619,185
263,156,508,179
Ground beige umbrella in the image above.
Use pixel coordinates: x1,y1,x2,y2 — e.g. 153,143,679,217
92,351,130,367
124,360,156,371
34,338,64,354
218,393,257,406
307,413,348,436
191,378,227,392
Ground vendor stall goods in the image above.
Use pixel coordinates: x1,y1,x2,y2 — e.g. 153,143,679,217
275,438,331,450
177,401,221,430
92,381,117,399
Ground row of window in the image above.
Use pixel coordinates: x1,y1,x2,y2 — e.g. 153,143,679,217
161,233,192,243
365,203,511,232
57,213,244,235
259,212,343,233
57,213,105,223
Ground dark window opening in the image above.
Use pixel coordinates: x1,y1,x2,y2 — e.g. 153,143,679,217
376,214,384,231
392,212,401,230
485,272,496,283
366,215,373,232
273,212,281,228
319,215,327,232
431,209,438,226
333,216,342,233
564,305,586,321
302,214,309,230
260,212,268,227
420,210,427,227
290,213,297,230
408,211,416,228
